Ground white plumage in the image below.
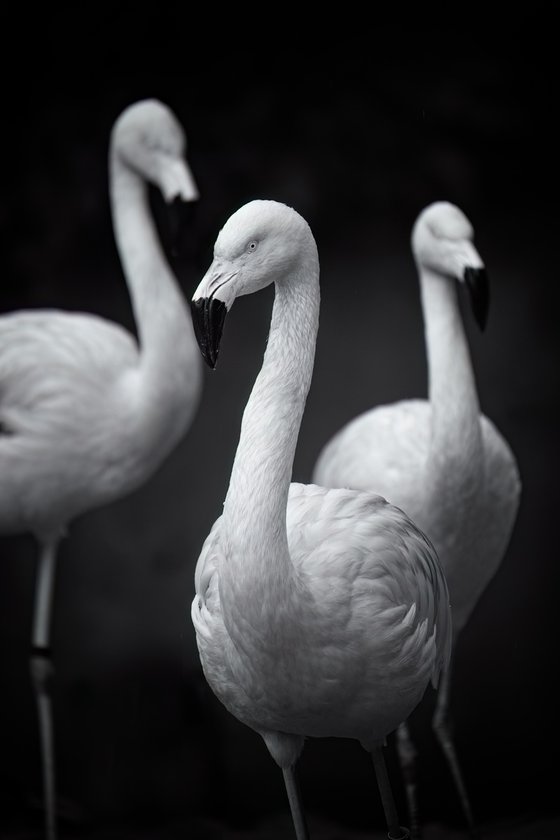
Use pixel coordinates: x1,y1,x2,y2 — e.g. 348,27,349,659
190,199,452,840
0,99,202,840
313,201,521,835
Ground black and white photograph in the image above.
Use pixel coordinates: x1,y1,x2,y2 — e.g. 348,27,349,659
0,26,558,840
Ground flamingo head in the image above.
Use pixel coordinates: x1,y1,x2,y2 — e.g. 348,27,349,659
111,99,199,204
190,200,314,368
411,201,489,330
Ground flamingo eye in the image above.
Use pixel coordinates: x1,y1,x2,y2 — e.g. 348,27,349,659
247,240,258,253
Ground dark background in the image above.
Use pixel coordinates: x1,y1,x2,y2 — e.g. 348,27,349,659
1,29,559,840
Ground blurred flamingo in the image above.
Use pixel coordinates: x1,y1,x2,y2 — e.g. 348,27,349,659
0,99,202,839
313,201,521,836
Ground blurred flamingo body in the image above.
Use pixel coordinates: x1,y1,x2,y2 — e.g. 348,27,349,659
313,202,521,835
0,99,202,839
190,200,452,840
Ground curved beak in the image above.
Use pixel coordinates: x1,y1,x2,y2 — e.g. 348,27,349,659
165,196,197,257
157,157,199,257
159,158,199,204
191,263,237,369
464,266,490,331
190,296,228,369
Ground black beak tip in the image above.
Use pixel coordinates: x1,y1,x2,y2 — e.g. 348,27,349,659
205,350,218,371
167,196,197,256
190,296,227,370
464,266,490,332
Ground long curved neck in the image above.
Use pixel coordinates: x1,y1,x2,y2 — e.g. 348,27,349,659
221,250,320,610
109,149,197,387
419,264,482,478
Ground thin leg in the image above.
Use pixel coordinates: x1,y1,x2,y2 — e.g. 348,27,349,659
432,659,478,838
371,745,410,840
282,765,310,840
396,721,421,839
30,536,59,840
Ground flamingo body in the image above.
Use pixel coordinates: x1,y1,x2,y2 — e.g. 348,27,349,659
312,201,521,835
0,100,202,542
0,99,201,840
193,481,450,756
190,199,451,837
0,306,197,538
314,398,520,635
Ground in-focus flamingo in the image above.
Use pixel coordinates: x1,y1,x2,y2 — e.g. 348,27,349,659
190,199,452,840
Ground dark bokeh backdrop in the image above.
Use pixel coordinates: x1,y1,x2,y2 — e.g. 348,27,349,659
1,33,559,840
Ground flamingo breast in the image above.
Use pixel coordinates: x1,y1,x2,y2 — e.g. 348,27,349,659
192,482,451,748
0,309,190,534
313,399,521,633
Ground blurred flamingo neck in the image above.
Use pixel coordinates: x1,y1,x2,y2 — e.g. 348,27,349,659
419,265,482,468
109,152,189,362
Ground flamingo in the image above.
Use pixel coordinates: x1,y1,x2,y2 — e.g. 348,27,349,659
312,201,521,836
0,99,202,840
189,199,452,840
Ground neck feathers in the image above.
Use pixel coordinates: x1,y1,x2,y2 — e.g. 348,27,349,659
221,257,320,610
109,151,200,403
419,266,482,489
